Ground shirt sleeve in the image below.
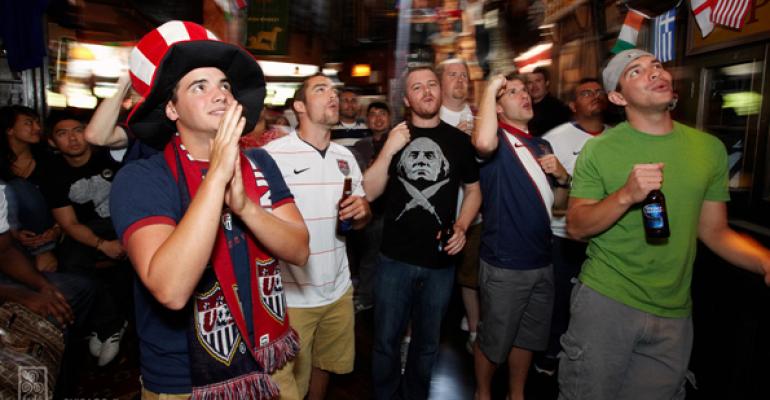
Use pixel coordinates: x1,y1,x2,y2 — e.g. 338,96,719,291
460,134,480,184
245,148,294,208
703,137,731,202
569,139,606,200
351,154,366,198
40,164,71,210
110,157,180,244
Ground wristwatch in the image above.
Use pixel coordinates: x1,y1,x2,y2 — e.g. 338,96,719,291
555,174,572,189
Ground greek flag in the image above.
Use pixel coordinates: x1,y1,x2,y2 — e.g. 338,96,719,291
653,8,676,63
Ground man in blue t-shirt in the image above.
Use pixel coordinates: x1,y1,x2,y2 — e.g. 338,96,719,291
109,21,309,397
471,73,570,400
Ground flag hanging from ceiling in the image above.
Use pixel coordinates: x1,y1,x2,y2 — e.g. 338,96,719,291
711,0,751,30
653,8,676,62
690,0,715,37
611,10,646,54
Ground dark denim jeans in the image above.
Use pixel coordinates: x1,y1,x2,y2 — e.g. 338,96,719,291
372,254,455,400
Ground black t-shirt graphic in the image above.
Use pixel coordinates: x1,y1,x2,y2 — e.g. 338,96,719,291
380,121,479,268
42,148,121,224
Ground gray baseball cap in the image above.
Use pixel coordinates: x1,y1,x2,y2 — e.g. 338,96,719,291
602,49,655,92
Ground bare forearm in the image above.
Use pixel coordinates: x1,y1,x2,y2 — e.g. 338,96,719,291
137,179,226,309
363,155,392,201
0,285,34,303
59,222,102,249
472,82,500,157
701,227,770,276
566,190,634,240
238,203,309,266
456,183,481,231
85,76,130,147
0,240,48,291
553,186,569,211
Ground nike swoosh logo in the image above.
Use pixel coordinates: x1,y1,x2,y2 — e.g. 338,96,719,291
294,167,310,174
514,143,525,148
572,151,581,155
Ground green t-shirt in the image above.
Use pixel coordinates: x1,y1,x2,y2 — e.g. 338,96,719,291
571,121,729,317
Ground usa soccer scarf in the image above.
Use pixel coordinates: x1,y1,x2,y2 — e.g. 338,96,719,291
163,135,298,399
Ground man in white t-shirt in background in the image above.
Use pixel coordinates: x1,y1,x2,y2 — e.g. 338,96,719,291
437,57,482,352
438,58,475,133
331,88,369,149
265,73,372,400
535,77,609,376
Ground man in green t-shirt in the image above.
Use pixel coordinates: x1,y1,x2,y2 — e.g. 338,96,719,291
559,49,770,400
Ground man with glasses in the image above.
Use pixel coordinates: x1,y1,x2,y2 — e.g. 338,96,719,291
534,78,608,376
471,74,569,400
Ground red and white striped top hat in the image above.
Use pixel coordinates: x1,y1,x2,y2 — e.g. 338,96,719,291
126,20,265,149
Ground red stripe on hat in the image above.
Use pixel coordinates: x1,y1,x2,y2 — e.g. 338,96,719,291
182,21,214,42
129,71,150,99
137,28,168,68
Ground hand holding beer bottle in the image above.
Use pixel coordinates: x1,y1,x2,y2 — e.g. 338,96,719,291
619,163,669,239
337,177,354,235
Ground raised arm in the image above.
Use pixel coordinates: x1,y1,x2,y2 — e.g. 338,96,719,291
472,75,506,157
84,74,130,148
567,163,663,240
363,121,410,201
698,200,770,285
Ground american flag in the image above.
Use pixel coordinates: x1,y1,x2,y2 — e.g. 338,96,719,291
653,8,676,63
711,0,751,30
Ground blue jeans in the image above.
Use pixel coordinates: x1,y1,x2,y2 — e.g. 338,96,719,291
372,254,455,400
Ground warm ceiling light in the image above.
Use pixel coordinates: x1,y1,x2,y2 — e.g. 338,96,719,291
351,64,371,77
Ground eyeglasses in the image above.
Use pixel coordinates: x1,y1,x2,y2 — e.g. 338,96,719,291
446,72,469,80
578,89,606,98
496,87,529,100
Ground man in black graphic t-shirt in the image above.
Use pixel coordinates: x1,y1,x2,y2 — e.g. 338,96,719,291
364,66,481,400
40,114,128,366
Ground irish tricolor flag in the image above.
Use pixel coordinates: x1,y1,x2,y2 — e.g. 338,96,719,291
611,10,647,54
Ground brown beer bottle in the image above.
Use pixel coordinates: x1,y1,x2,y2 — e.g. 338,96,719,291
642,189,670,239
337,177,353,235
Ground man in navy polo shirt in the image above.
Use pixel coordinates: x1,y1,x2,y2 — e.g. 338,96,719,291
471,73,570,400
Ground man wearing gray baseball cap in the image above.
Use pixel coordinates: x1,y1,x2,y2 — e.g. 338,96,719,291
558,49,770,399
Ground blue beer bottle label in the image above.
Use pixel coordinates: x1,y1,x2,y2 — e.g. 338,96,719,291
643,204,665,229
339,218,353,233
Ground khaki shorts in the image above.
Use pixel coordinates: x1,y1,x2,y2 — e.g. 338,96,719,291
288,286,355,397
456,223,482,288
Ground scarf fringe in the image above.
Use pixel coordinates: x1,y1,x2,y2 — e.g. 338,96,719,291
254,327,300,373
191,371,279,400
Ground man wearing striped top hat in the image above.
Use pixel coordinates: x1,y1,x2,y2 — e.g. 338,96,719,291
110,21,309,399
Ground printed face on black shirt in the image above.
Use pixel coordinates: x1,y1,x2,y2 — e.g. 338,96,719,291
397,137,448,182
